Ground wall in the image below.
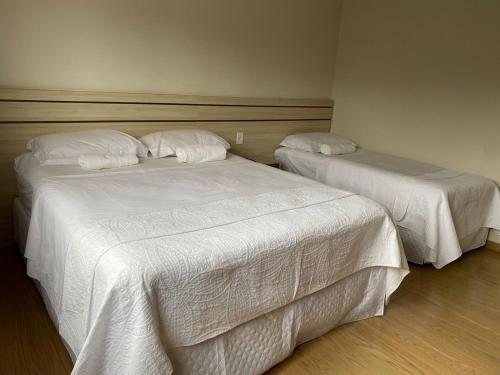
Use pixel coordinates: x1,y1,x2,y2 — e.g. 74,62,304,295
332,0,500,243
0,0,342,99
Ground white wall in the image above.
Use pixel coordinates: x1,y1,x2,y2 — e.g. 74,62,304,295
0,0,342,98
2,0,498,243
332,0,500,243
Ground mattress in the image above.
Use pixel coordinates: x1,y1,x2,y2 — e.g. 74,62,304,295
20,152,408,374
275,147,500,268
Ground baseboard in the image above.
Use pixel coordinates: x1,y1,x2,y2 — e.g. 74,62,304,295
486,240,500,253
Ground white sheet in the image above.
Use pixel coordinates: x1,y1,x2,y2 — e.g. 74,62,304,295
14,153,207,210
23,154,408,374
275,147,500,268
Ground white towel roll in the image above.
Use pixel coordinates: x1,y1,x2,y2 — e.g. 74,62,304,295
176,144,227,163
320,143,357,156
78,154,139,170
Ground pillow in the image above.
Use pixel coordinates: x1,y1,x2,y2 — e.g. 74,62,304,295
27,129,147,166
280,132,357,155
140,129,230,158
176,144,227,163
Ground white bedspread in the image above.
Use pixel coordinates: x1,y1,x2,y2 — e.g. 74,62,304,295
24,155,408,375
275,147,500,268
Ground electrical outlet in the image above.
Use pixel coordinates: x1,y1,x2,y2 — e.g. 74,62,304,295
236,132,244,145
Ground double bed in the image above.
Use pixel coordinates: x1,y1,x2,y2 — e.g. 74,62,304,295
13,152,408,375
275,146,500,268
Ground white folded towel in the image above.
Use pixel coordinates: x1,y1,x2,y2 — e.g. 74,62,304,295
320,143,357,156
78,154,139,170
176,144,227,163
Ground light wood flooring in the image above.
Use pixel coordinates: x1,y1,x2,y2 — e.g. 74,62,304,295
1,246,499,374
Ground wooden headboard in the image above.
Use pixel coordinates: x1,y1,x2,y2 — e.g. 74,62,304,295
0,87,333,247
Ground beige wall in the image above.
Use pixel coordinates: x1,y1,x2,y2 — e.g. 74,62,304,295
0,0,342,98
332,0,500,243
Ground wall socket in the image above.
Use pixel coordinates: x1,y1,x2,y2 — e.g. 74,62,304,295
236,132,244,145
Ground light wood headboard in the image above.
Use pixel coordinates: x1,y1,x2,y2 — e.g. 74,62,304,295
0,87,333,247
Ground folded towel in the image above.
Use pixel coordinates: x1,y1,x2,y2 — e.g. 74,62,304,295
320,143,357,156
78,154,139,170
176,144,227,163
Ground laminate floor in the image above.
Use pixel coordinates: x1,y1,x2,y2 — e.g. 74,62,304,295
1,247,499,375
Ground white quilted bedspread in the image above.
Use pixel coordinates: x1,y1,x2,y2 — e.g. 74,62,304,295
24,155,408,375
276,148,500,268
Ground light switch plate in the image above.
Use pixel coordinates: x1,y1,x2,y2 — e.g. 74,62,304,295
236,132,244,145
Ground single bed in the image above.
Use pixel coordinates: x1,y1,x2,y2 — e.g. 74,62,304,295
275,147,500,269
15,152,408,375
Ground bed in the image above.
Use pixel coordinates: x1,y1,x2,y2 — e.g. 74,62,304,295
275,147,500,269
14,152,408,375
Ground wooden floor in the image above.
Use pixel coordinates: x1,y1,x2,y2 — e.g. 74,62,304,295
1,247,499,374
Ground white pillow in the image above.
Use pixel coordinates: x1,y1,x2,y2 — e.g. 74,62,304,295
27,129,148,166
280,132,357,155
140,129,230,158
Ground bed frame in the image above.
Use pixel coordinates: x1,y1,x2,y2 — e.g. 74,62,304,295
0,87,333,247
